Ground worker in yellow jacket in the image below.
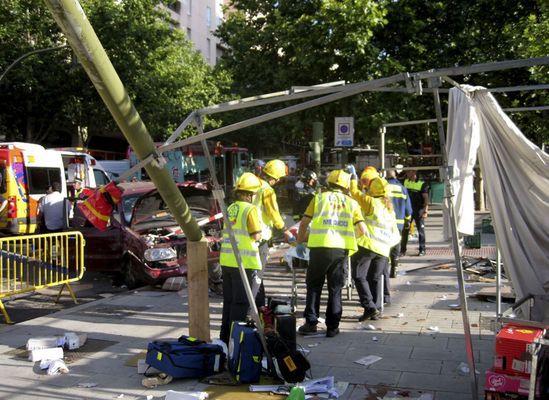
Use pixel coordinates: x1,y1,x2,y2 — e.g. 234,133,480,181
296,170,366,338
253,159,295,308
219,172,263,344
348,171,401,322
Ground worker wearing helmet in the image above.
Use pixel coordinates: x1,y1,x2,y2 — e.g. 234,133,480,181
347,168,401,322
219,172,263,344
295,169,366,338
251,159,266,178
359,166,379,194
253,159,295,308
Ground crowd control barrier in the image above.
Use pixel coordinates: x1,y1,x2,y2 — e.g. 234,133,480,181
0,231,85,324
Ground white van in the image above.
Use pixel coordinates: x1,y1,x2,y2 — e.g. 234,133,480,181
51,148,111,188
0,142,67,234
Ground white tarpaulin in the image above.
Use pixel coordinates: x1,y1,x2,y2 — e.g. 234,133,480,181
447,86,549,305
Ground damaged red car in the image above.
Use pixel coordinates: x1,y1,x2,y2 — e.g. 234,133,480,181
72,181,223,289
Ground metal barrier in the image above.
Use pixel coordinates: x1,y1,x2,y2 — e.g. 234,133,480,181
0,231,85,324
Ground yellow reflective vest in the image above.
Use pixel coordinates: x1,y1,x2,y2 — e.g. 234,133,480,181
357,197,401,257
253,180,273,241
220,201,261,270
308,191,358,252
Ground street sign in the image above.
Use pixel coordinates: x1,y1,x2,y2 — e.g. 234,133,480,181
334,117,354,147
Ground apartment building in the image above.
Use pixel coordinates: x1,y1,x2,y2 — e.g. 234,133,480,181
164,0,227,66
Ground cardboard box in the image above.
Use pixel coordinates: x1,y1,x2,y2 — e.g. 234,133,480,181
485,369,538,397
494,324,543,377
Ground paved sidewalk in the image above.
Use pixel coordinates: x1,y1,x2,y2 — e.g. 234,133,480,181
0,207,500,399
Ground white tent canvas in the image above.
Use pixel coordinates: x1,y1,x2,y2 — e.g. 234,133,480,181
447,86,549,320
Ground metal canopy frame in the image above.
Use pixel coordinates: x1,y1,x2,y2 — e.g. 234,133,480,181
129,56,548,399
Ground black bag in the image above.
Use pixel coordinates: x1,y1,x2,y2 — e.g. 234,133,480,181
275,314,296,352
145,335,225,379
267,332,310,383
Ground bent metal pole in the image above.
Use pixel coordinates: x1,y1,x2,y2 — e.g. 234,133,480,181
44,0,202,242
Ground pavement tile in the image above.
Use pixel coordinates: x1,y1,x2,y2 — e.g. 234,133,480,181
385,333,449,348
328,365,401,386
398,371,471,393
410,346,470,362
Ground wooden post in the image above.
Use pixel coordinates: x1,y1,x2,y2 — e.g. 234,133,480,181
187,237,210,341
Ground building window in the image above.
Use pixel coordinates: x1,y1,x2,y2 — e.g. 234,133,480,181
187,0,192,15
187,28,192,40
206,38,211,61
206,6,212,28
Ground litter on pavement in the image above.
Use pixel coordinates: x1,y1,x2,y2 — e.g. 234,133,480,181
354,355,382,367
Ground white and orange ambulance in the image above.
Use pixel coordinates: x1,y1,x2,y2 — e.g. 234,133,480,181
0,142,67,234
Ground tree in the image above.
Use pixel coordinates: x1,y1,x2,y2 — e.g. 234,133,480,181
215,0,547,154
0,0,230,146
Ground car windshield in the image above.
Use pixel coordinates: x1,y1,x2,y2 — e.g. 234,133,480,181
128,190,214,229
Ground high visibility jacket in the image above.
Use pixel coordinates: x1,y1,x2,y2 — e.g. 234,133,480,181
404,178,428,210
253,180,274,240
387,178,412,229
220,201,261,270
307,191,358,252
357,197,400,257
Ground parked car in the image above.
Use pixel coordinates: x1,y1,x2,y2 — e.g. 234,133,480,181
71,181,223,288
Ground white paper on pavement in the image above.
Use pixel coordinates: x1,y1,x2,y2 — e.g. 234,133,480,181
164,390,208,400
354,355,382,367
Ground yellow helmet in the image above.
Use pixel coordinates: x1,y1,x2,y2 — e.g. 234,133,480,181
327,169,351,190
360,166,379,182
236,172,262,193
369,177,389,197
263,159,287,180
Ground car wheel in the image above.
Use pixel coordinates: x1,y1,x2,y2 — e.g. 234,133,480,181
121,257,140,289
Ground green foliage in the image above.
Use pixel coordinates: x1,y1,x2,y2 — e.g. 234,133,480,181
0,0,230,145
215,0,548,153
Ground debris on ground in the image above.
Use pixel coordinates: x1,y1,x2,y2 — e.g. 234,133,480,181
354,355,382,367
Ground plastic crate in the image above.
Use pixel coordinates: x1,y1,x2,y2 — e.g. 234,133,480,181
482,218,495,234
429,182,445,204
464,231,481,249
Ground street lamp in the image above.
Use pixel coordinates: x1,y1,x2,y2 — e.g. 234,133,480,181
0,44,69,84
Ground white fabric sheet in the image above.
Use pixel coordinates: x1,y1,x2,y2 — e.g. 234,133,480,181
447,86,549,301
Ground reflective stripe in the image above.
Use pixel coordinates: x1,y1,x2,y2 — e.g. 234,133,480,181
309,228,356,238
220,247,258,257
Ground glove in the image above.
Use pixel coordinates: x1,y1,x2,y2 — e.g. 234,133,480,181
287,234,297,243
296,243,306,258
345,164,357,180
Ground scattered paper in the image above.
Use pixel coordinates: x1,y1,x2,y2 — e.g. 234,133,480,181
164,390,208,400
362,324,377,331
440,295,447,300
406,281,411,285
354,355,382,367
77,383,98,388
307,343,320,348
372,337,378,341
428,326,439,332
396,313,404,318
448,304,461,310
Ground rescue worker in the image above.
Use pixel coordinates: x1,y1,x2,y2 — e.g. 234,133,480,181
387,169,412,277
358,165,379,194
251,159,266,178
254,159,294,308
293,169,318,221
295,170,366,337
348,170,400,321
401,170,430,256
73,178,84,198
219,172,263,344
37,181,70,233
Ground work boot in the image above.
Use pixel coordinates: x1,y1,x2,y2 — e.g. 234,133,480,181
298,322,318,335
418,250,426,256
358,308,380,322
326,327,340,338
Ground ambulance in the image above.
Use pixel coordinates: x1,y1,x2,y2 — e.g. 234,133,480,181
0,142,67,234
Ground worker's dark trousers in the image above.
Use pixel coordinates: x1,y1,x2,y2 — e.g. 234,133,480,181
254,240,270,309
303,247,347,330
400,210,426,253
352,247,388,310
220,266,255,344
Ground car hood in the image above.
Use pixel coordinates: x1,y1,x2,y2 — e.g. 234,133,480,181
129,182,214,232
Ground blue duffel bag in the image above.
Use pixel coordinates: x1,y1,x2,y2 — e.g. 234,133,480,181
228,321,263,383
145,335,225,379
